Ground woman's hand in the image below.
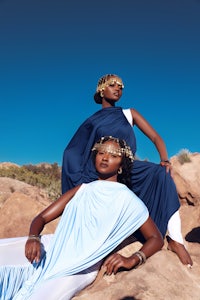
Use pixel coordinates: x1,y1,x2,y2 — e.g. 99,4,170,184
102,253,136,275
25,239,41,264
103,217,164,276
160,160,172,173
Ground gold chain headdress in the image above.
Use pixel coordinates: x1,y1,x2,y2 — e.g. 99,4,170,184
96,74,124,93
92,136,134,162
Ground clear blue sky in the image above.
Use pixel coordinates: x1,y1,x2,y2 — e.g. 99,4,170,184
0,0,199,166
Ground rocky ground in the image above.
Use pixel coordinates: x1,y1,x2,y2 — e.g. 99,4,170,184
0,153,200,299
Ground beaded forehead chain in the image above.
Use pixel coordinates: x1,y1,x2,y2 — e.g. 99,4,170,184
96,74,124,93
92,136,134,162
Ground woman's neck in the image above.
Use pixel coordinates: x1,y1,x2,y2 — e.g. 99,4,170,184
98,174,118,182
102,99,115,108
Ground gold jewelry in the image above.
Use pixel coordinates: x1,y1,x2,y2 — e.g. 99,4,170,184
28,235,41,243
92,136,134,162
96,74,124,93
100,91,104,98
134,250,146,268
118,167,122,174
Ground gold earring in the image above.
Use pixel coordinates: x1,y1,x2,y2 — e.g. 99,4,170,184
100,91,104,98
118,167,122,174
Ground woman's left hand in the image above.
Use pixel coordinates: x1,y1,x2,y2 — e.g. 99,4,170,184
102,253,135,275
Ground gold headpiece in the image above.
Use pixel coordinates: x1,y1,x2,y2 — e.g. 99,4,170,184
96,74,124,93
92,136,134,162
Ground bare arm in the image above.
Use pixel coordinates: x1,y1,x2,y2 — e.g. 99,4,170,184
25,185,81,263
103,217,164,275
130,108,171,172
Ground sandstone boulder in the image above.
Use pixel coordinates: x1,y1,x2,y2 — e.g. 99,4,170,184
0,153,200,300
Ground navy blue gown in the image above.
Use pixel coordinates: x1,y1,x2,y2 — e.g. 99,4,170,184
62,106,180,237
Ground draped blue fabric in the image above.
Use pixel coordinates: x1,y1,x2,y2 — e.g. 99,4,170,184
0,181,148,299
62,107,136,191
62,106,180,237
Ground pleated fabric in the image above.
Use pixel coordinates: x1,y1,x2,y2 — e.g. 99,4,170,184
62,106,180,236
0,181,148,299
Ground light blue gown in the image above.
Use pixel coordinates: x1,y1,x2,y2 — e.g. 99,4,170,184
0,180,148,300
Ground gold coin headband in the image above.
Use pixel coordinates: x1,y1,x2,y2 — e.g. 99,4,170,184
96,75,124,93
92,136,134,162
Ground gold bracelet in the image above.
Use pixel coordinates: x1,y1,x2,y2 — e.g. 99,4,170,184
137,250,146,263
28,235,41,243
134,250,146,268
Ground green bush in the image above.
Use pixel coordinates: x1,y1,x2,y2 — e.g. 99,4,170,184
0,163,61,201
177,149,191,165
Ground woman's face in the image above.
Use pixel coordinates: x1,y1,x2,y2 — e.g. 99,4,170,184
95,140,122,181
102,76,123,102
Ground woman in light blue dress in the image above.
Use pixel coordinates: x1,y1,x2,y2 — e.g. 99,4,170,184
0,136,163,300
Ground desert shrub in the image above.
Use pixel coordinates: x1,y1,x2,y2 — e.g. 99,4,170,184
0,163,61,201
177,149,191,165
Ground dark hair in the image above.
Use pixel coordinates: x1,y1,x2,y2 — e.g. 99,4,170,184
92,136,133,189
94,91,102,104
118,151,133,189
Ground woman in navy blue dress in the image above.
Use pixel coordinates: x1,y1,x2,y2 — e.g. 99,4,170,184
61,74,192,267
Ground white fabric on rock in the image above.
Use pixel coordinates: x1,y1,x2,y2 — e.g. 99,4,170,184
167,210,184,244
